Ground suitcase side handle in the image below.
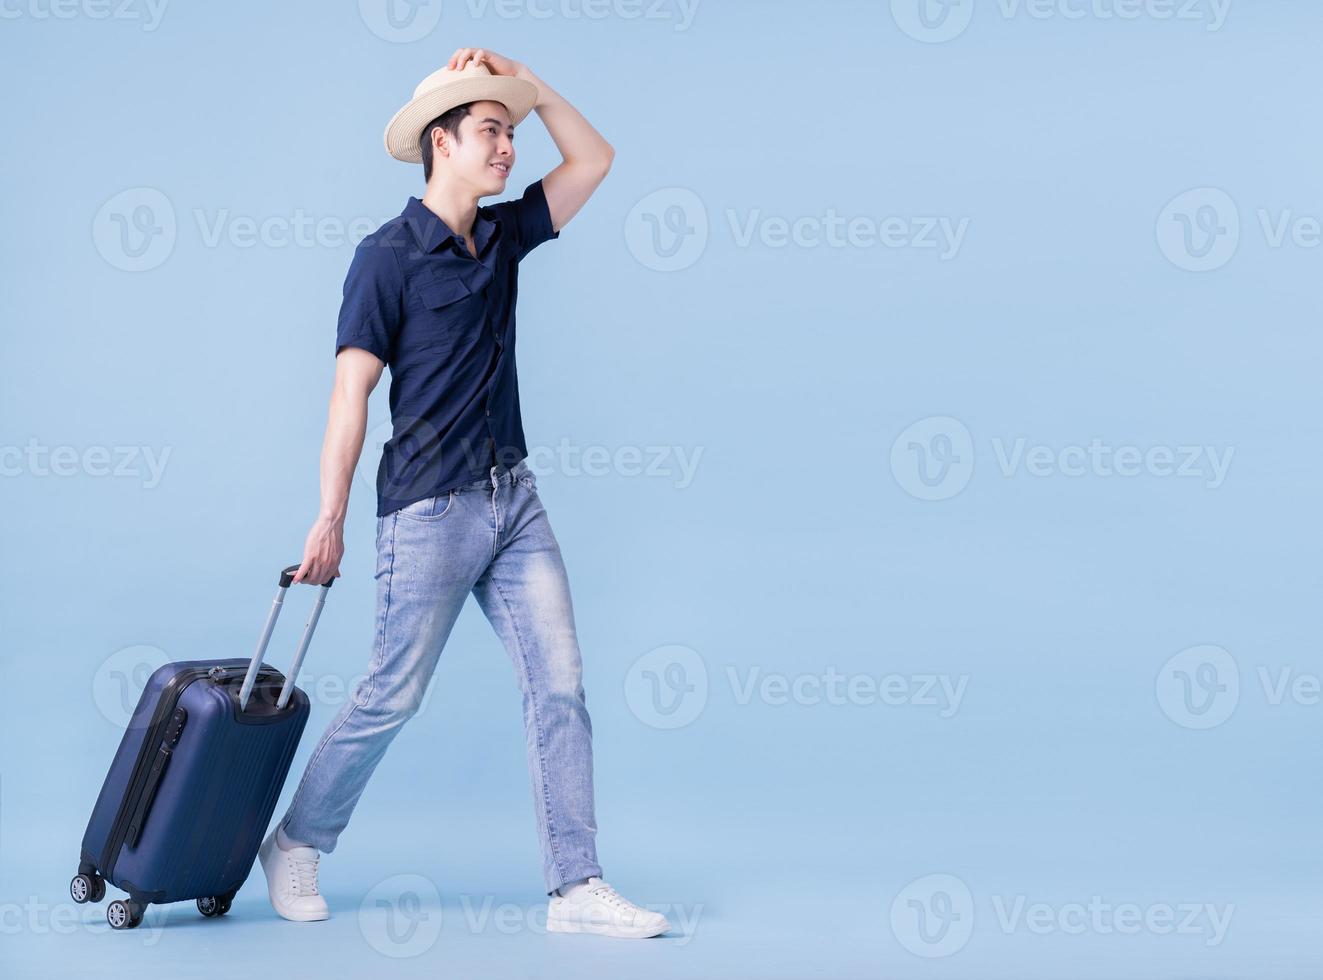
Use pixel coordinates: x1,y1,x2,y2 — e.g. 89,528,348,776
123,707,188,848
237,564,334,712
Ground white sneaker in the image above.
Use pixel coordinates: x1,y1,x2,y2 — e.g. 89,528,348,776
258,828,330,921
547,877,670,939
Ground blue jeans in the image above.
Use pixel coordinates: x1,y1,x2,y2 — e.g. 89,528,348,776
279,459,602,894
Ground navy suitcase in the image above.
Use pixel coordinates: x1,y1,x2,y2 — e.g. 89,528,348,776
71,565,332,930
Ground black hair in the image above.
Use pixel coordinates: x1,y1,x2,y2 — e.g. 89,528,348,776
419,103,472,183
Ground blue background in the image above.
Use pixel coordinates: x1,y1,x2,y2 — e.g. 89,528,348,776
3,0,1321,977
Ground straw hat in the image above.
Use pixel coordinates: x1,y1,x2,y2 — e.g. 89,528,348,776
384,63,538,164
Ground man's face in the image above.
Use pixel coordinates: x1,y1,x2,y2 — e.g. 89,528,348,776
441,100,515,196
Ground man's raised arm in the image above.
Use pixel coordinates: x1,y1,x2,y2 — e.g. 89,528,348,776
447,47,615,231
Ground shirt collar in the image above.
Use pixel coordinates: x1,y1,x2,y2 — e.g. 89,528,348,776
403,197,501,256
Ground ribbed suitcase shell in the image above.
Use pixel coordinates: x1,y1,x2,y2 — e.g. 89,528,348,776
80,658,309,906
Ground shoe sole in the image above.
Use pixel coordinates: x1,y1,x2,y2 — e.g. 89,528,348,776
258,835,330,922
270,904,330,922
547,916,668,939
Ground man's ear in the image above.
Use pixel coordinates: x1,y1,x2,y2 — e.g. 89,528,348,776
430,126,448,159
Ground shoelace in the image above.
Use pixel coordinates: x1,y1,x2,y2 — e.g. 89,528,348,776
586,882,636,913
288,853,320,896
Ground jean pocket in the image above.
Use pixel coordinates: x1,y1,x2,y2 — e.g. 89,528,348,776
397,491,454,521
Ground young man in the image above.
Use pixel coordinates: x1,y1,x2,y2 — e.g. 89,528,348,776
257,48,669,940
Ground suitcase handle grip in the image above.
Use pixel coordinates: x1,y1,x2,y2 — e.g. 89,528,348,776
238,564,334,711
280,564,335,589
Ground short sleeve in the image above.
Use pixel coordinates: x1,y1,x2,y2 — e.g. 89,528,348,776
490,178,561,262
335,236,403,363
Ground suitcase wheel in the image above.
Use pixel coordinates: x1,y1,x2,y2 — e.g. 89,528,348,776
197,894,233,918
106,899,144,930
69,873,106,905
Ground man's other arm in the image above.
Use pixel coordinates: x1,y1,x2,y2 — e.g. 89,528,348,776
292,346,384,585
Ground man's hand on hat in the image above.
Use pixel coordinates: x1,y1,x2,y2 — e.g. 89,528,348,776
447,47,524,79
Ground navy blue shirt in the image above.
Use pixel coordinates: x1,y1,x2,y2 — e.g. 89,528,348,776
335,179,560,516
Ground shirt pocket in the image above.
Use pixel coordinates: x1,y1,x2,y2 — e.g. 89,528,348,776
404,273,479,354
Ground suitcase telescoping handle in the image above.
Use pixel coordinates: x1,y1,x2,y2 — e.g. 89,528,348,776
237,564,334,711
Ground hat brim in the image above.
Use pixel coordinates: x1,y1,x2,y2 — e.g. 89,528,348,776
384,76,538,163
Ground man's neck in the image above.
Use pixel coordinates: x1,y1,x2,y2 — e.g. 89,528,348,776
420,178,480,254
